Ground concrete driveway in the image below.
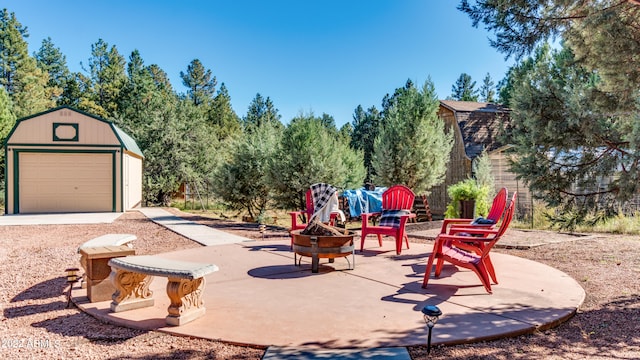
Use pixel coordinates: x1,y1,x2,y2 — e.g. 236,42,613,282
0,212,124,225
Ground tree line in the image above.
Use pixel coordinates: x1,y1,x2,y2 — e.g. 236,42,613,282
3,2,639,227
0,9,460,217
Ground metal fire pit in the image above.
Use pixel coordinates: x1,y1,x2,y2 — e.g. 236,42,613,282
291,230,355,273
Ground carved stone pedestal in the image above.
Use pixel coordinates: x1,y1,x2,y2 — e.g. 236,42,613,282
166,277,206,326
108,255,218,326
110,269,154,312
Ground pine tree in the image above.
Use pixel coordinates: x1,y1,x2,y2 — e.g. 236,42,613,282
0,85,14,137
319,113,338,134
350,104,381,182
208,83,241,140
243,93,283,131
34,37,69,104
269,113,365,211
0,86,15,188
117,50,158,120
10,57,53,117
338,122,352,143
451,73,479,101
507,43,638,225
180,59,217,107
147,64,173,92
112,50,220,205
82,39,127,117
0,9,27,95
0,10,52,117
459,0,640,108
214,121,280,219
479,72,495,102
372,79,453,194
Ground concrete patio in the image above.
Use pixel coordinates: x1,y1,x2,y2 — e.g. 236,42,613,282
72,228,585,350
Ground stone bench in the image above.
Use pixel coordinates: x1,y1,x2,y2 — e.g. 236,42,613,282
108,255,219,326
78,234,137,289
78,234,137,252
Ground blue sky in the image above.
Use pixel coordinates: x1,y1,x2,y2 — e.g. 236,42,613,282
8,1,514,127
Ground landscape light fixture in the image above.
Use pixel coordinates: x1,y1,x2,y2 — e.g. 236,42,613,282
258,224,267,240
422,304,442,354
65,267,79,308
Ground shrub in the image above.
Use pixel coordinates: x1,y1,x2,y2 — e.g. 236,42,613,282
444,178,490,218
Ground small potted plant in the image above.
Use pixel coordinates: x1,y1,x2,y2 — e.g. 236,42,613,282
444,178,490,219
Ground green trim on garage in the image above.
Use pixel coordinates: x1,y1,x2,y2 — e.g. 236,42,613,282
52,122,79,141
7,142,124,149
12,149,118,214
6,106,144,158
3,143,7,214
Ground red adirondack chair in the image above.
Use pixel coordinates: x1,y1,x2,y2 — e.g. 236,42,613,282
289,189,315,232
359,185,416,255
422,191,517,294
438,187,508,235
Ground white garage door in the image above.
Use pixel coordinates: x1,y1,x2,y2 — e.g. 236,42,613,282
18,152,113,213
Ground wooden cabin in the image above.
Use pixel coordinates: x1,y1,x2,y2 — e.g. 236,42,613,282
428,100,532,217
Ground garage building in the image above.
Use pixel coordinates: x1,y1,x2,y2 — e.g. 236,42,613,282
4,106,144,214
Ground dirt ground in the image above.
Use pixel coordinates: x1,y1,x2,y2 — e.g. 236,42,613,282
1,209,638,359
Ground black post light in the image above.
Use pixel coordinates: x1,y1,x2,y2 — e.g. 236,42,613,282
65,267,79,308
422,305,442,354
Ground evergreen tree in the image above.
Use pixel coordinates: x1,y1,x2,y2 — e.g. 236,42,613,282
208,83,241,140
489,12,640,222
0,86,15,190
319,113,338,135
83,39,127,117
496,70,513,107
243,93,283,131
451,73,479,101
0,9,52,117
497,57,536,107
214,121,280,219
269,113,365,211
337,122,352,143
372,79,453,194
479,72,495,102
113,50,218,205
56,72,82,107
459,0,640,108
10,57,52,117
350,104,381,182
473,150,496,215
117,50,157,119
34,37,69,104
381,79,415,115
507,43,638,226
137,98,218,205
148,64,173,92
180,59,216,107
0,9,27,95
0,85,14,139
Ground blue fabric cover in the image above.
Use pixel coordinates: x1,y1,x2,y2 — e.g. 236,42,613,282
379,209,410,228
342,187,386,217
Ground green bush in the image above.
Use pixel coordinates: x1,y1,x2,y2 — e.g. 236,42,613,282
588,212,639,234
444,178,490,218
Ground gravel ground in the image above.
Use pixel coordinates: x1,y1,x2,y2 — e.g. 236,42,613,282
1,209,639,359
